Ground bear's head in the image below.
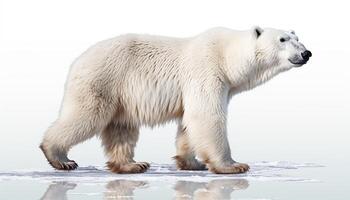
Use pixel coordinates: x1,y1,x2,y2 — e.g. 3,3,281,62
253,26,312,70
231,26,312,90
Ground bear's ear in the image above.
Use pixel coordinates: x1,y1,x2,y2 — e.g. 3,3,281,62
253,26,264,39
288,30,296,35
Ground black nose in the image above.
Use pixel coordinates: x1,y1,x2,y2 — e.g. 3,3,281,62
301,50,312,60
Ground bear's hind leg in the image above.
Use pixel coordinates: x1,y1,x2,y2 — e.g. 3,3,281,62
173,124,207,170
40,105,112,170
101,122,150,173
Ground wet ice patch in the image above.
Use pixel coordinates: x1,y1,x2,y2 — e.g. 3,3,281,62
0,161,323,183
252,161,324,169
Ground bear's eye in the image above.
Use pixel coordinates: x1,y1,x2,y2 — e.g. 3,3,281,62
280,38,286,42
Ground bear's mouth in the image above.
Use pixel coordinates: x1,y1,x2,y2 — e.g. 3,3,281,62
288,59,307,67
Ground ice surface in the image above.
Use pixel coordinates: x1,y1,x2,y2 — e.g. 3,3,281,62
0,161,325,200
0,161,323,183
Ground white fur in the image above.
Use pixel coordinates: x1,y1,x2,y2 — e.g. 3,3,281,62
41,27,309,173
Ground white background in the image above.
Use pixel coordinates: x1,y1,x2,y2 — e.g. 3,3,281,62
0,0,349,170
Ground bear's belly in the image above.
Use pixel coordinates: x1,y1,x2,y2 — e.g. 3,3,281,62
117,80,183,127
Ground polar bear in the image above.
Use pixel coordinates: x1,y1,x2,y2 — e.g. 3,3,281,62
40,26,312,174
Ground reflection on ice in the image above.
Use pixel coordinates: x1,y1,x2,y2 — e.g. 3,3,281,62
104,180,148,199
174,179,249,200
39,179,249,200
40,182,77,200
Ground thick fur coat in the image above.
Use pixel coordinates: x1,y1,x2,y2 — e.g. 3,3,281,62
40,27,311,173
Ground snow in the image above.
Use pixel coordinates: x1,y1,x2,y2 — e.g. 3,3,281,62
0,161,323,183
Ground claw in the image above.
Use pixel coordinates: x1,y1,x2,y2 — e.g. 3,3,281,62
210,162,250,174
139,163,146,170
107,162,150,174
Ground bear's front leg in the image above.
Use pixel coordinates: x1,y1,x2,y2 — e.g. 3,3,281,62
182,84,249,174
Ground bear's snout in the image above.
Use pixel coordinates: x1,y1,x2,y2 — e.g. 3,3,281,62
301,50,312,62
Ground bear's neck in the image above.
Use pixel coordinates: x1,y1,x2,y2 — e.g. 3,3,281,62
226,61,285,96
219,34,285,97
